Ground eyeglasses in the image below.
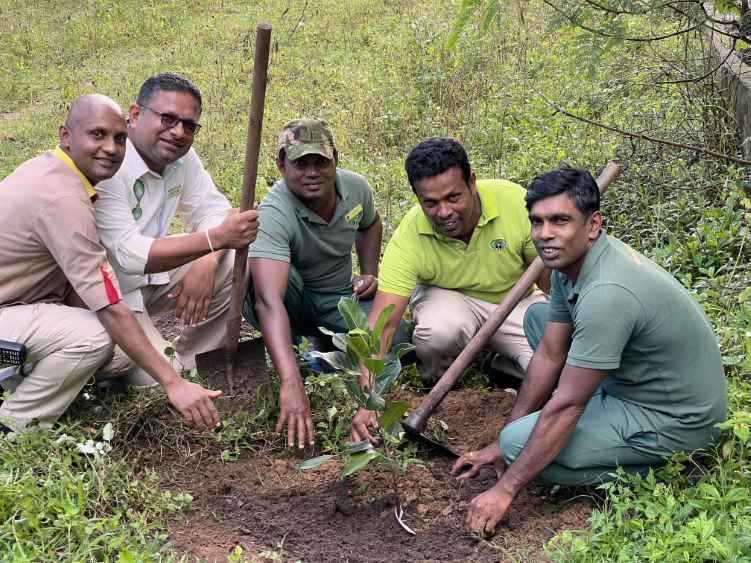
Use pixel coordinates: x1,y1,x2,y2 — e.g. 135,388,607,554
132,179,145,220
139,104,202,136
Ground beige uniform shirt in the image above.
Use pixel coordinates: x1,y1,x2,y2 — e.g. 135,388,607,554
0,148,121,311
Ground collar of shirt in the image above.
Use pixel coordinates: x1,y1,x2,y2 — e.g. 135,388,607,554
291,170,350,225
415,182,498,240
52,147,97,200
561,231,610,302
121,138,185,185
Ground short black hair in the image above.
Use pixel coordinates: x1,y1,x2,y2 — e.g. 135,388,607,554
404,138,472,190
526,167,600,215
136,72,202,112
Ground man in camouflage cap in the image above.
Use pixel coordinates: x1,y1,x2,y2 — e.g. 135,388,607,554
245,118,406,449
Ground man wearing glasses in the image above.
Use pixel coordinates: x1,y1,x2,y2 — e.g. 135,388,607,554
0,94,222,432
95,73,258,385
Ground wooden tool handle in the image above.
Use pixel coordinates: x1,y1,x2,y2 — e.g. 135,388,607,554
403,161,621,433
224,23,272,361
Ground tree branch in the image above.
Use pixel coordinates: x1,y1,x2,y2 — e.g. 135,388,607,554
533,89,751,165
542,0,704,42
648,37,736,84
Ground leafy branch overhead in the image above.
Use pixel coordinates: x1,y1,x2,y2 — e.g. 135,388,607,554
450,1,751,73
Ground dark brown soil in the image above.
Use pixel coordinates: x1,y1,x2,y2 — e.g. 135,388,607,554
150,314,592,562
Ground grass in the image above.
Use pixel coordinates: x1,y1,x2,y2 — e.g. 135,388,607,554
1,0,750,560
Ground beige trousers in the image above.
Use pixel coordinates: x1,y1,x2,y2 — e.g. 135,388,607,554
109,249,235,386
410,285,546,383
0,303,118,430
0,252,234,430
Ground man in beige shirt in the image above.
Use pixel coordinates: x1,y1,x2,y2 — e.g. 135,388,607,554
0,94,224,432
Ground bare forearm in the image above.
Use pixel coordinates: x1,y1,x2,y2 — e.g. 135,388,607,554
499,403,582,496
355,217,382,276
145,229,220,273
96,302,180,388
254,297,303,385
505,353,563,426
535,267,552,295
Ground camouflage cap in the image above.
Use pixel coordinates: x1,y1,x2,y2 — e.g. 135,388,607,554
277,118,336,161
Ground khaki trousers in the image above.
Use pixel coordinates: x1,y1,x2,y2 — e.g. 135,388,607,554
410,285,546,383
0,303,117,430
109,249,235,386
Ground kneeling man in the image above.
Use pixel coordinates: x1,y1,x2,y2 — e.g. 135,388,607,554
351,137,546,441
453,167,727,535
0,95,221,432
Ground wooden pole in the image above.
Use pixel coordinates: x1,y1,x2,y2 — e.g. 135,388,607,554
224,23,272,388
403,161,621,435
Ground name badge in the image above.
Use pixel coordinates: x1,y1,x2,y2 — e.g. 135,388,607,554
345,203,364,225
167,184,183,199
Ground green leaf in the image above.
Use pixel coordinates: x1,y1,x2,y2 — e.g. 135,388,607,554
447,0,482,50
378,400,409,431
374,361,401,395
361,357,385,374
385,341,415,363
733,423,750,443
343,440,374,454
723,487,749,502
343,377,367,407
342,449,378,477
296,455,335,471
480,0,500,33
364,391,386,411
318,327,349,353
309,350,357,373
338,297,368,331
371,303,396,351
346,330,373,364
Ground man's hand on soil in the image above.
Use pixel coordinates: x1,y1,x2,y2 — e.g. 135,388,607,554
277,378,315,449
451,441,505,481
165,379,222,429
349,407,379,443
352,274,378,299
466,482,514,537
168,256,217,326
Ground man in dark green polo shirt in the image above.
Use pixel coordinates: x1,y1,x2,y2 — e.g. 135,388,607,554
245,118,387,449
452,167,727,536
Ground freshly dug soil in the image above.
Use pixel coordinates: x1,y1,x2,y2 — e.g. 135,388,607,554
151,313,592,562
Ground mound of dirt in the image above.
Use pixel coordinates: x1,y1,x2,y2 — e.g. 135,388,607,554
162,389,592,562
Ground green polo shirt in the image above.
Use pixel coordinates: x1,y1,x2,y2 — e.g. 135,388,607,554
548,233,727,437
249,169,376,294
379,179,538,304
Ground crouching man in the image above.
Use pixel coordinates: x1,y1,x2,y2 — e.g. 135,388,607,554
0,94,221,432
452,167,727,535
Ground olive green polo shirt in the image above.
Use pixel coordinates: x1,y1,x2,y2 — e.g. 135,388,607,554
548,233,727,436
379,179,538,304
249,168,376,294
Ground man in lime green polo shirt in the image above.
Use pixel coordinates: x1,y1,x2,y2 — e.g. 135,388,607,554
452,167,727,536
350,137,546,442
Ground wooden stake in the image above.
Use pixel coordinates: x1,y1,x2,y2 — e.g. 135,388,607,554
225,23,272,391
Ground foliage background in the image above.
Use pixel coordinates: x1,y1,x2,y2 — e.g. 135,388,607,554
1,0,750,560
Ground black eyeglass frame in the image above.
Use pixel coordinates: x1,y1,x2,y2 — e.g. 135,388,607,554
139,104,202,135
